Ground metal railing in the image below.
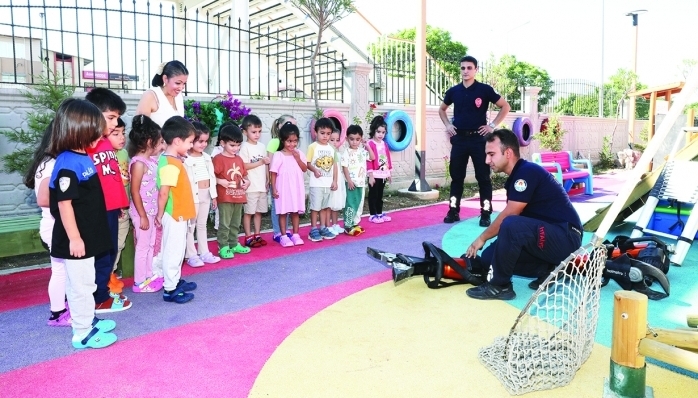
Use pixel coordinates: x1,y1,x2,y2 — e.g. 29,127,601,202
0,1,345,101
368,35,458,106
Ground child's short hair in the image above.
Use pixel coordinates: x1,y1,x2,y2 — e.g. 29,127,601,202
240,114,262,131
128,114,161,158
278,123,300,151
161,116,195,145
116,117,126,129
84,87,126,115
313,117,335,133
218,123,244,144
369,115,387,138
346,124,363,137
191,121,211,141
48,98,105,155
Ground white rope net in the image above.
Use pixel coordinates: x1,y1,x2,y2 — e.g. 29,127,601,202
478,243,607,395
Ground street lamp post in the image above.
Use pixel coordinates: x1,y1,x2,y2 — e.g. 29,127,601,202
599,0,605,117
626,9,647,144
140,58,147,90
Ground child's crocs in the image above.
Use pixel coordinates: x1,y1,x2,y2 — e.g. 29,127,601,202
279,235,294,247
219,246,234,259
232,243,251,254
72,327,118,349
91,317,116,333
290,234,304,246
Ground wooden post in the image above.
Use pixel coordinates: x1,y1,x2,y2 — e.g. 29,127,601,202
606,291,650,398
408,0,430,192
686,108,696,144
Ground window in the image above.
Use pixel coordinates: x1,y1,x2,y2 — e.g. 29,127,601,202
0,41,26,59
2,73,26,83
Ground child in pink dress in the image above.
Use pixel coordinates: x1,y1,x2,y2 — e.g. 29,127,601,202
269,122,308,247
128,115,164,293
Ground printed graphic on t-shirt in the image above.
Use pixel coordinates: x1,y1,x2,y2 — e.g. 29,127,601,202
315,153,334,173
92,150,121,183
226,163,245,196
378,154,388,171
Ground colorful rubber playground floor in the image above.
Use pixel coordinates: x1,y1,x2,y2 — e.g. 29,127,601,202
0,170,696,397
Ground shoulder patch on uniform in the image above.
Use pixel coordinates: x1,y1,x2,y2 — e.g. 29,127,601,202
59,177,71,192
514,179,527,192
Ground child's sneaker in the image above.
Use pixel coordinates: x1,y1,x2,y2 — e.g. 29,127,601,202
346,226,364,236
186,255,205,267
273,233,282,243
279,235,294,247
95,294,132,314
330,224,342,235
380,214,392,222
163,286,194,304
177,279,197,292
308,228,322,242
47,308,71,327
319,227,337,240
200,252,221,264
369,215,384,224
290,233,304,245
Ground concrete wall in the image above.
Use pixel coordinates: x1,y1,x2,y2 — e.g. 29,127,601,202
0,87,641,218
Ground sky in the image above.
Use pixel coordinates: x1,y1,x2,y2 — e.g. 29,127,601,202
1,0,696,89
342,0,698,87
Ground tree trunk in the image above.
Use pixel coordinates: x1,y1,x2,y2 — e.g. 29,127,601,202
311,23,324,112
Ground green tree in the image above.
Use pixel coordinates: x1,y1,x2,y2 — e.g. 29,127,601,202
0,64,74,175
479,54,554,111
603,68,649,119
290,0,355,112
552,69,650,119
388,26,468,81
367,26,467,92
553,92,600,117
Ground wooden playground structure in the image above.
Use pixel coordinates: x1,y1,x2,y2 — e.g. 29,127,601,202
605,291,698,397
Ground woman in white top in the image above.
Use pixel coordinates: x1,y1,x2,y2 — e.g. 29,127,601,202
135,60,189,127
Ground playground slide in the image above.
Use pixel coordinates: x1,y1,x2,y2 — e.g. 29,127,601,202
583,137,698,232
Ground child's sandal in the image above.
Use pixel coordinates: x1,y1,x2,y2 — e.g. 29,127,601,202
245,236,262,248
255,236,267,246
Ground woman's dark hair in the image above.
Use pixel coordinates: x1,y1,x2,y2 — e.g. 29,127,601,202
128,114,162,158
23,120,55,189
48,98,105,155
278,123,300,151
152,60,189,87
191,121,211,142
369,115,387,138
